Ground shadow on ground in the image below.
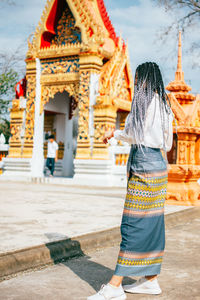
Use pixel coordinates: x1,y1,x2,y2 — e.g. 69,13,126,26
45,232,135,292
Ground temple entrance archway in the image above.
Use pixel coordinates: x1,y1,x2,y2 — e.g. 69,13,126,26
44,91,78,177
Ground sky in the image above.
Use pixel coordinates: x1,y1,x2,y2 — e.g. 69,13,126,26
0,0,199,93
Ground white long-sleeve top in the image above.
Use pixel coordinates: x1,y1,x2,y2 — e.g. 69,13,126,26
114,94,174,152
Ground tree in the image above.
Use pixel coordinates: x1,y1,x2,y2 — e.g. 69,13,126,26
0,70,18,143
0,70,18,113
153,0,200,65
0,46,25,104
0,48,24,143
0,120,11,144
155,0,200,28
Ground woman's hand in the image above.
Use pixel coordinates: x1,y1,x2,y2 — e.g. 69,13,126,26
103,130,114,144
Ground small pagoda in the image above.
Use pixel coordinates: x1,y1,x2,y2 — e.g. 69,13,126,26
166,32,200,206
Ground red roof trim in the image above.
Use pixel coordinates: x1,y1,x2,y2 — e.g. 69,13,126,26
96,0,118,46
40,0,119,48
41,0,66,48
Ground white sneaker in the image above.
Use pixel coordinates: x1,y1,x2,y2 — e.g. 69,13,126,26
123,277,162,295
87,283,127,300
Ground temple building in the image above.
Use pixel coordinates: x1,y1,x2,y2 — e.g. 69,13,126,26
2,1,200,205
3,0,133,181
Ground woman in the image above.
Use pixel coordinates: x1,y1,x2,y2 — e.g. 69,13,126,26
88,62,173,300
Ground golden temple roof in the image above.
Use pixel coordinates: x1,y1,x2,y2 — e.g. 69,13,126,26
28,0,120,59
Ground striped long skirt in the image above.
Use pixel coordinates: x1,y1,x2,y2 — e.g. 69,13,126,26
114,146,168,277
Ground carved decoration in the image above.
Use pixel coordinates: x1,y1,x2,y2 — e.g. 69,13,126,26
10,125,21,144
189,141,196,165
51,4,81,46
94,122,115,143
41,73,79,86
40,82,79,114
7,98,27,157
177,141,187,164
98,39,133,111
67,0,106,45
92,103,117,159
117,72,131,101
12,99,20,111
167,93,186,125
37,43,82,59
28,0,97,52
41,57,79,75
27,0,118,60
99,41,122,96
77,71,90,142
24,75,36,144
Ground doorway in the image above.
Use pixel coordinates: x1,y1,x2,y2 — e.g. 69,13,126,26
44,91,78,177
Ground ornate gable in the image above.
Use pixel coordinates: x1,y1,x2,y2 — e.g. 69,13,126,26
27,0,118,59
47,3,81,47
98,39,134,111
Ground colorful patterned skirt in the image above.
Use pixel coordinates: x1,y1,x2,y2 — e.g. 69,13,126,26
114,145,168,277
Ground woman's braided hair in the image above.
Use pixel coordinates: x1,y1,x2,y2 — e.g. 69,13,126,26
125,62,171,151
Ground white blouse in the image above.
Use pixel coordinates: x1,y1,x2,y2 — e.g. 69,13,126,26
114,94,174,152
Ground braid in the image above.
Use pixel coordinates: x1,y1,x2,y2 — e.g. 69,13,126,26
125,62,171,152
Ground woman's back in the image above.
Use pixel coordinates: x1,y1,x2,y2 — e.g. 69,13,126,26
114,94,173,152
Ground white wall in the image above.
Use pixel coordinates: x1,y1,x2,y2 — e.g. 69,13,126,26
45,92,74,177
54,114,65,143
63,104,73,177
45,92,68,113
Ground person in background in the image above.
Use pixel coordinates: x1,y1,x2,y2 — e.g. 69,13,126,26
87,62,173,300
46,134,58,177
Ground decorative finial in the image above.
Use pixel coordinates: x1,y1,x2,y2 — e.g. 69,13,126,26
166,30,192,93
175,31,184,81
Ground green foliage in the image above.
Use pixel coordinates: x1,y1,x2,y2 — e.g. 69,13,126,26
0,69,18,116
0,69,19,143
0,119,11,144
0,69,18,96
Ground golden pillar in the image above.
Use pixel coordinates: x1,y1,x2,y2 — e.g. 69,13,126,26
76,52,103,159
22,59,36,158
93,97,117,159
8,99,26,158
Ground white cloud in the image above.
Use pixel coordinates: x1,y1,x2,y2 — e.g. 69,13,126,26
106,0,199,93
0,0,199,93
0,0,45,50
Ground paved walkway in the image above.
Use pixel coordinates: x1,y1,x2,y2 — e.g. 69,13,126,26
0,181,191,255
0,213,199,299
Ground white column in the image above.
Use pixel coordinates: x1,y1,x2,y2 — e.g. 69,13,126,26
89,73,99,154
31,58,44,177
62,99,73,177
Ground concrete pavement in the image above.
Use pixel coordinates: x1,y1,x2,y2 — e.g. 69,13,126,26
0,213,199,300
0,180,198,285
0,181,191,255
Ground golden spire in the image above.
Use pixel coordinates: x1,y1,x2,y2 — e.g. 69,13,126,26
166,30,192,93
175,31,184,82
